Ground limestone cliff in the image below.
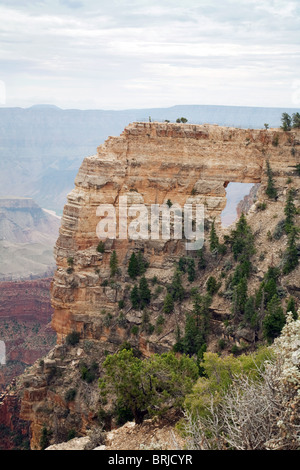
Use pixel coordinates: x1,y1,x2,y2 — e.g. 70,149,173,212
16,122,300,449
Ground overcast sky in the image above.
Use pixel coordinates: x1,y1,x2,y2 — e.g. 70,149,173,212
0,0,299,110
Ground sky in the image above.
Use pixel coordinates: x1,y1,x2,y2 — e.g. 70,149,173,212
0,0,299,110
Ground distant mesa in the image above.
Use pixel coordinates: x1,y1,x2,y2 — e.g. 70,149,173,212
28,104,62,110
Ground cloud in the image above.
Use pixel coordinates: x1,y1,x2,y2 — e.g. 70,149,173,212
0,1,299,109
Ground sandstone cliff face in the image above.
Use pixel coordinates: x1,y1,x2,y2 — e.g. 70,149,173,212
51,122,298,342
18,122,300,449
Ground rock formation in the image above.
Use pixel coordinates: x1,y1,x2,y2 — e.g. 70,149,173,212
15,122,300,449
51,122,297,342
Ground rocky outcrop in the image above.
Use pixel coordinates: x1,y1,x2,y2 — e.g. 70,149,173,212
18,122,300,449
0,380,30,450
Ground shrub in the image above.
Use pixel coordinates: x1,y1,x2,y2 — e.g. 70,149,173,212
96,241,105,253
66,331,80,346
99,349,198,424
65,388,77,402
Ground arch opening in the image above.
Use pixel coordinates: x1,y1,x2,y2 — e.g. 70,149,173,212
221,182,258,227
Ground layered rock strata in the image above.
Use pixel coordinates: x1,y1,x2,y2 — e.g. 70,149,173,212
51,122,298,342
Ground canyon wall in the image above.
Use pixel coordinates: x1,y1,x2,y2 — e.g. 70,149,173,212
0,278,56,391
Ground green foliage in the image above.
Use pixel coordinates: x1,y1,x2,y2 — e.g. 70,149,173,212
67,429,76,441
281,112,292,131
96,241,105,253
66,330,80,346
128,251,148,279
168,269,185,302
244,296,258,329
282,226,299,274
139,276,151,309
163,292,174,314
265,160,277,199
65,388,77,402
230,213,255,261
175,293,211,358
232,276,248,316
187,258,196,282
67,257,74,266
110,250,118,277
256,202,267,211
273,219,285,240
131,325,139,336
286,296,298,320
176,117,188,123
99,349,198,424
184,347,272,417
130,285,140,310
197,247,206,270
206,276,220,296
284,188,297,234
292,112,300,128
166,199,173,208
39,426,51,450
130,277,151,310
114,399,134,425
80,361,98,383
263,295,286,342
209,219,219,253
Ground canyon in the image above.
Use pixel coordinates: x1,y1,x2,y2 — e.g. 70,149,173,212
1,121,299,449
0,197,60,280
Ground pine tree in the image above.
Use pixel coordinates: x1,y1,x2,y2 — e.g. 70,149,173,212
136,251,148,275
284,188,296,234
209,219,219,253
163,292,174,314
244,296,257,330
263,294,286,342
197,247,206,270
283,226,299,274
265,160,277,199
170,270,185,301
230,212,255,261
187,258,196,282
292,112,300,128
130,285,140,310
233,276,248,316
286,296,297,320
281,112,292,131
110,250,118,277
128,252,139,279
128,251,148,279
139,276,151,309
